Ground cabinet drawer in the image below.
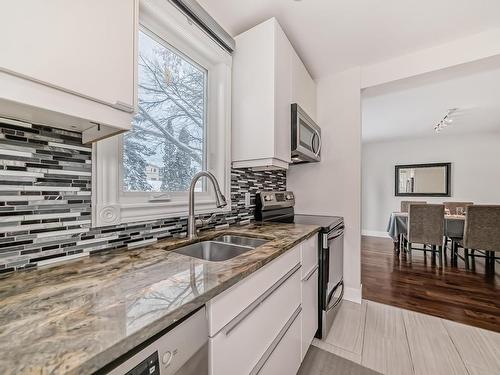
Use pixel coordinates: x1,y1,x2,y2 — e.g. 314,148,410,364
209,267,301,375
206,245,300,336
301,267,318,359
255,308,302,375
301,234,318,277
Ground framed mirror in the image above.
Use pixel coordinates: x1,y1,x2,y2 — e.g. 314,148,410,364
395,162,451,197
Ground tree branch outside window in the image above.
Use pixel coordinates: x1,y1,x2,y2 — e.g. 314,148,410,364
123,31,206,192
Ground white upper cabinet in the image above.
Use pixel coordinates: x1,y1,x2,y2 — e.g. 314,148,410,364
292,50,317,122
232,18,291,170
0,0,138,143
232,18,316,170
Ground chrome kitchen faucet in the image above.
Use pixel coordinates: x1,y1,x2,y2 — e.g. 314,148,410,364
187,171,227,240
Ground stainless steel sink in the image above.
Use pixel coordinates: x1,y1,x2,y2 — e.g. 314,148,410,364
173,235,270,262
174,241,253,262
212,235,269,248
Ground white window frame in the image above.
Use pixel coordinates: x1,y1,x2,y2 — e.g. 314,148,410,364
93,0,231,227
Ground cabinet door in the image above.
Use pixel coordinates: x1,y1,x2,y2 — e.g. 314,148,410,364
0,0,136,110
301,234,318,278
291,50,317,122
209,269,301,375
258,311,302,375
232,18,276,164
207,245,300,336
273,20,292,164
301,267,318,359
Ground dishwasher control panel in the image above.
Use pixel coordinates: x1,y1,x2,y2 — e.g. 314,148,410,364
107,307,208,375
125,352,159,375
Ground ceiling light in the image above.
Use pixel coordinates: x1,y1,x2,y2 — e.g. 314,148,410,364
434,108,458,133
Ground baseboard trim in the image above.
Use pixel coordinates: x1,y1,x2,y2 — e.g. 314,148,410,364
362,230,390,238
343,285,362,304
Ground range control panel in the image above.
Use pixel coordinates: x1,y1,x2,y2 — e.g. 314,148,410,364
256,191,295,210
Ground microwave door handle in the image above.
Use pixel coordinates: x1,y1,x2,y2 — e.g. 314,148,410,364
312,129,321,157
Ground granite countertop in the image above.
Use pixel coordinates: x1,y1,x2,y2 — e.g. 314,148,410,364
0,222,320,375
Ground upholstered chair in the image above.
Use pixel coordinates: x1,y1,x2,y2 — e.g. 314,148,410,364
400,201,427,213
405,204,445,267
443,202,474,215
399,201,428,252
443,202,473,258
461,205,500,270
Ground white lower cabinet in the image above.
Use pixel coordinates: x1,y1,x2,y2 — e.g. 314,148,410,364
301,267,319,359
208,237,319,375
209,268,301,374
257,309,302,375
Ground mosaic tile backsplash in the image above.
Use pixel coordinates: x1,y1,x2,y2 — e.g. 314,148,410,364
0,121,286,274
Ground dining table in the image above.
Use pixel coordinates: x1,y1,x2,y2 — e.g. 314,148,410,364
386,212,465,250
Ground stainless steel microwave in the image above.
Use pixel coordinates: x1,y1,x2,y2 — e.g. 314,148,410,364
291,103,321,163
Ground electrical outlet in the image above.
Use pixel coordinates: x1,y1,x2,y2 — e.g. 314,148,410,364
245,192,251,208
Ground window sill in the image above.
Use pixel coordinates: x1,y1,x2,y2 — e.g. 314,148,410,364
93,199,231,227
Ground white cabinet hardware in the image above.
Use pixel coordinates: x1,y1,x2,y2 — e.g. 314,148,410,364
302,264,319,282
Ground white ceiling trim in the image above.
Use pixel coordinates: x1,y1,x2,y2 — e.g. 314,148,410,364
361,28,500,89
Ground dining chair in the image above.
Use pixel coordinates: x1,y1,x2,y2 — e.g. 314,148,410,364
443,202,473,259
400,200,427,213
404,204,445,267
457,205,500,270
399,201,427,252
443,202,474,215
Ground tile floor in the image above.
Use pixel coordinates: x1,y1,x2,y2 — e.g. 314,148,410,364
312,299,500,375
298,346,381,375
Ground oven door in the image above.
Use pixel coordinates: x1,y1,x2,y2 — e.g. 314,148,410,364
319,225,344,338
291,103,321,163
326,227,344,298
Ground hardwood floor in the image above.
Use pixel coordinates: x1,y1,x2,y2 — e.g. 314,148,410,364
361,236,500,333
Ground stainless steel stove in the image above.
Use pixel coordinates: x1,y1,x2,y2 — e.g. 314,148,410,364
255,191,344,339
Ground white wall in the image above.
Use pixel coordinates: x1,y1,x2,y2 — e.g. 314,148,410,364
362,132,500,234
288,67,362,303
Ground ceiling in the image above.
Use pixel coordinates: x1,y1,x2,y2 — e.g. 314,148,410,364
362,56,500,143
199,0,500,79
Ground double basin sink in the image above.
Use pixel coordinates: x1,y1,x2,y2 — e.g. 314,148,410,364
174,235,269,262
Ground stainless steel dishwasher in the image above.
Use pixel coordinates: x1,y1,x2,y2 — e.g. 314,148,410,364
106,307,208,375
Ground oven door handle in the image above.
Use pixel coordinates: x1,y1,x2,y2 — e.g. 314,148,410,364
326,281,344,312
327,227,344,240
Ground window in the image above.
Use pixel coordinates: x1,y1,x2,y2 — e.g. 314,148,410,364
123,31,207,193
94,1,231,226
